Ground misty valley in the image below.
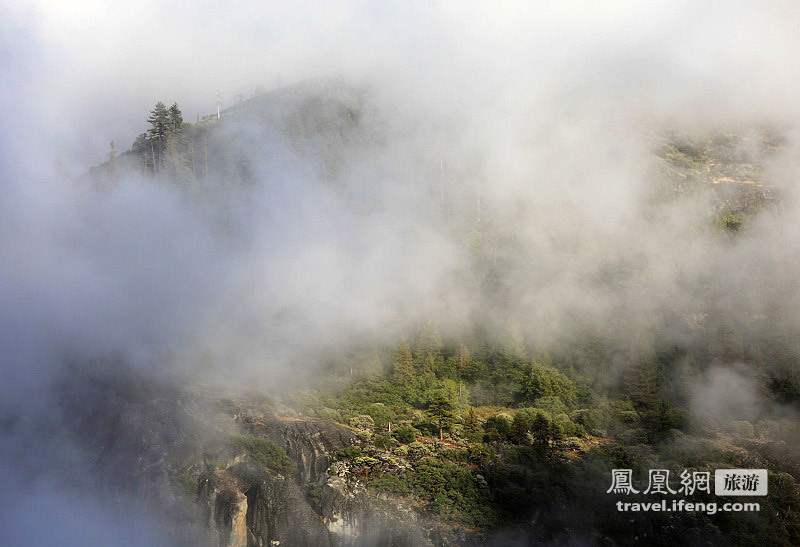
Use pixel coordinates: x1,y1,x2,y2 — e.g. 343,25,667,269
6,4,800,544
18,77,795,546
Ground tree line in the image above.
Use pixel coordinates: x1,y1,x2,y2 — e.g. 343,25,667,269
128,101,208,184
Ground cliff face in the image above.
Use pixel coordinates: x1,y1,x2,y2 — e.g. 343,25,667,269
242,416,357,487
52,367,478,546
199,471,248,547
196,415,478,546
317,475,457,546
240,466,330,546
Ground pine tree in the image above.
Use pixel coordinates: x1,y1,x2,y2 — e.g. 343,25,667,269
147,101,169,171
416,320,444,374
167,102,183,135
427,392,456,441
531,413,550,447
511,412,530,444
392,339,415,383
463,407,482,442
549,417,564,447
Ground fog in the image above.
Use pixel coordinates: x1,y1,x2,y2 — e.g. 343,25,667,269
3,0,800,544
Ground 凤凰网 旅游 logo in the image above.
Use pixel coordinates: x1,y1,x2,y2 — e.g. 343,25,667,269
607,468,767,496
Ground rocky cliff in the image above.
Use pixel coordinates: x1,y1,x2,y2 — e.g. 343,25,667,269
196,413,478,546
54,366,476,546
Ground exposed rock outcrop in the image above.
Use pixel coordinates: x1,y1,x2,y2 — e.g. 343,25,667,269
54,367,479,546
238,466,330,546
242,416,356,486
197,416,479,546
318,473,479,546
199,471,248,547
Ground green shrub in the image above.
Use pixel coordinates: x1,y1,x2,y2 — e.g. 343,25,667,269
370,472,413,496
374,434,395,449
392,425,417,443
717,212,743,232
483,415,512,443
349,415,375,430
354,456,380,467
618,410,640,424
441,448,470,462
407,441,432,461
337,445,362,459
366,402,397,428
227,435,294,475
554,413,586,437
369,459,497,527
468,444,497,466
571,408,601,434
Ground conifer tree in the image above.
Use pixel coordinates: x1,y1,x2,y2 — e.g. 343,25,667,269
416,320,444,374
427,392,456,440
511,412,530,444
463,407,482,442
167,102,183,135
531,413,550,447
392,339,415,383
147,101,169,170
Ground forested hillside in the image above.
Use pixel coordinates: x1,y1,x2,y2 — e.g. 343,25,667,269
67,78,800,545
8,3,800,546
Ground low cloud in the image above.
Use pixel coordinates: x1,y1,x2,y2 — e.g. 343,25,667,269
4,1,800,544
